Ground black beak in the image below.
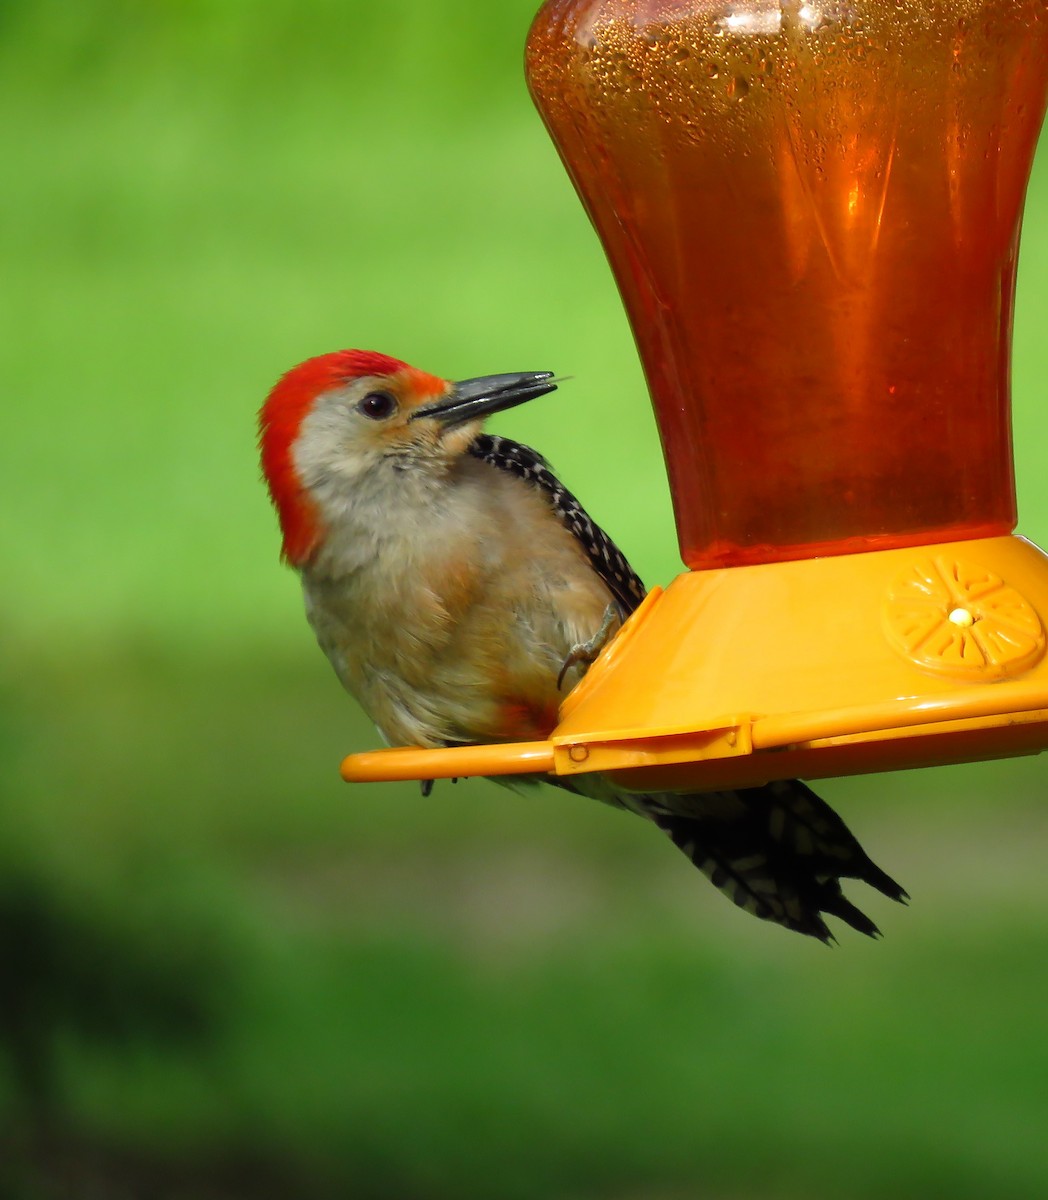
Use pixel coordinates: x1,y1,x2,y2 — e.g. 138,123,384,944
410,371,557,429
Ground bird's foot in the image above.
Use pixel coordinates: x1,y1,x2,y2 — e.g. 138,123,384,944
419,776,459,798
557,603,618,690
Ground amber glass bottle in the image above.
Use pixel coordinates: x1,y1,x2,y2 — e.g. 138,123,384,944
527,0,1048,567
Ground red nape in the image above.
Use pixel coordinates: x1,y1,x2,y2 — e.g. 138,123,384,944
258,349,412,565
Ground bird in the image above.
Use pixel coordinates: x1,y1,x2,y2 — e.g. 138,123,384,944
258,348,907,942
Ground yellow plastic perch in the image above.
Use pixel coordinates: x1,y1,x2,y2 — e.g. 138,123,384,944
341,534,1048,794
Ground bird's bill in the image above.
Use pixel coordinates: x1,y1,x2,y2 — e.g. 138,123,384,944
410,371,557,429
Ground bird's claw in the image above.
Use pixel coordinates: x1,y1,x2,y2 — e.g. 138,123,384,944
557,603,618,690
419,776,459,797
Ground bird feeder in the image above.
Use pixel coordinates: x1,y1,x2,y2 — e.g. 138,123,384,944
341,0,1048,793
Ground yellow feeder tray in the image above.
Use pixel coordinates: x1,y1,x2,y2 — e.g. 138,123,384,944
342,535,1048,792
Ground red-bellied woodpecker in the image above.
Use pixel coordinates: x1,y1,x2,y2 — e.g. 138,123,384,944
259,349,907,942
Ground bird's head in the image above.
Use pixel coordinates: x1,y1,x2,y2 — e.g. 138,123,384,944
258,349,556,565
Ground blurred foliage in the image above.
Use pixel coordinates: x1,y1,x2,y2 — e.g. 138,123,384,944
2,1,1048,1198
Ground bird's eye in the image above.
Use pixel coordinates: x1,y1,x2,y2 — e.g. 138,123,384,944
357,391,398,420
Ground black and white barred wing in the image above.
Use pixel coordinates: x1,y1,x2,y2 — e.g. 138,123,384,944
469,434,647,617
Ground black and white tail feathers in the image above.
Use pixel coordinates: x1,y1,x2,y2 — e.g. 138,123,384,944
560,774,907,942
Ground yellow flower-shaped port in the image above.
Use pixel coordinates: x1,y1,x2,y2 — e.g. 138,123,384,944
883,556,1046,681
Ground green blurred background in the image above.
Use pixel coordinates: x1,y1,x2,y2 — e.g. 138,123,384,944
3,2,1048,1197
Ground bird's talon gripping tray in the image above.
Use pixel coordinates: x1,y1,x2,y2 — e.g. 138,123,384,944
342,0,1048,795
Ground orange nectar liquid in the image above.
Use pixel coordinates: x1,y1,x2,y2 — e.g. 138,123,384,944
527,0,1048,567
